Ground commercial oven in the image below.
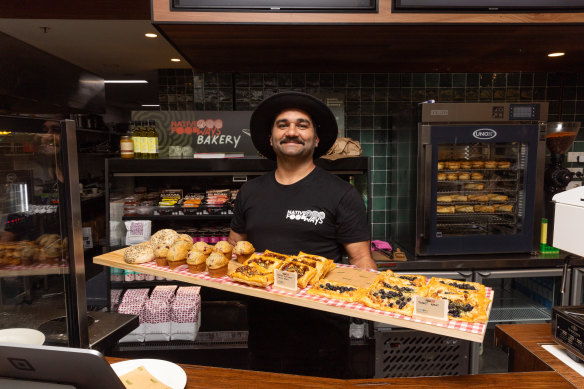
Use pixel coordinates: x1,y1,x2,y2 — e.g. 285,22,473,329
393,102,548,256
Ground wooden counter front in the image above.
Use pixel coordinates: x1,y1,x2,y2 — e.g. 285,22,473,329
495,323,584,388
106,357,576,388
94,249,489,343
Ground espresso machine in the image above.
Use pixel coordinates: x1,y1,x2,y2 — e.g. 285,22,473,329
544,122,582,245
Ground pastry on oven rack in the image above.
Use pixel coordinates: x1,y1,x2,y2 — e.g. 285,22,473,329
437,162,445,170
464,183,485,190
473,205,495,213
458,173,470,180
494,204,514,212
455,205,474,213
437,173,446,181
497,161,511,169
437,195,452,203
487,193,508,201
452,194,468,202
471,161,484,169
307,279,366,302
471,172,484,180
460,161,472,169
437,205,455,214
446,161,460,170
468,194,489,202
484,160,497,169
446,173,458,181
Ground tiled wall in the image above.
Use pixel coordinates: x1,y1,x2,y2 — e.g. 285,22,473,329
158,69,584,241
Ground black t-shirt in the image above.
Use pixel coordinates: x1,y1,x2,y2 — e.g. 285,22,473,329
230,166,369,262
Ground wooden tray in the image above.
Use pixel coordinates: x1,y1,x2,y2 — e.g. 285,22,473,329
94,249,491,343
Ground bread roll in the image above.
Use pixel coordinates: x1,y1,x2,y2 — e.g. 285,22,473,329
471,161,484,169
437,162,445,170
460,161,472,169
234,241,255,263
437,173,446,181
474,205,495,213
446,173,458,181
437,206,455,214
484,161,497,169
455,205,474,213
458,173,470,180
498,161,511,169
124,244,155,264
447,162,460,170
471,172,484,180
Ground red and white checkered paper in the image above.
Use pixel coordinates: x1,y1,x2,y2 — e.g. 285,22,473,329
143,299,171,324
138,262,492,337
176,286,201,300
150,285,177,303
171,298,200,324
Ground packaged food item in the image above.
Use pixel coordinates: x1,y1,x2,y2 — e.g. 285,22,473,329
124,220,152,245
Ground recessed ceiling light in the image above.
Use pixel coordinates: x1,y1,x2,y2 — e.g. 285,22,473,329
141,104,160,107
103,80,148,84
170,58,181,62
548,52,565,57
145,33,158,38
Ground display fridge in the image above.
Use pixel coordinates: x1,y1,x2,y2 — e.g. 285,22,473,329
393,102,548,256
0,115,91,347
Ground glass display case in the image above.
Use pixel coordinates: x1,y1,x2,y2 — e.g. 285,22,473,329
0,116,90,348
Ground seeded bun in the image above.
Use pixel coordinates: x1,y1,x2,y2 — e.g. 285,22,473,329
124,244,155,264
151,229,179,251
192,241,213,255
177,234,194,245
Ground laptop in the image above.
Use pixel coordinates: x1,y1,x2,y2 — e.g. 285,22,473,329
0,343,125,389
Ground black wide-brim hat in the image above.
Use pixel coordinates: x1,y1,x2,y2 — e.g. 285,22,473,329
250,91,338,160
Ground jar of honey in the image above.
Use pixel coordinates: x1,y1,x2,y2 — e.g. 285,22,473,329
120,136,134,159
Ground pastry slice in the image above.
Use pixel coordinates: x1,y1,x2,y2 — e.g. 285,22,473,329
297,251,336,275
360,285,416,316
243,254,283,271
289,256,328,285
388,273,427,287
228,264,274,287
307,279,365,302
421,288,488,323
427,277,486,296
262,249,291,262
279,260,318,288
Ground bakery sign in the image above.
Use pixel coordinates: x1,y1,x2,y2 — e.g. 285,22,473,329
131,111,257,157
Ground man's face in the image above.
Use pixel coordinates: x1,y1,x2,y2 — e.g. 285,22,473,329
270,109,319,160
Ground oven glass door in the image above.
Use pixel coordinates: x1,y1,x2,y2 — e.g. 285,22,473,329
421,124,539,255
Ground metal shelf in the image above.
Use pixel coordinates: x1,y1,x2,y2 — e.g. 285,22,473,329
115,331,248,351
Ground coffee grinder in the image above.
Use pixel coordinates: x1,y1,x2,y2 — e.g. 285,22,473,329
544,122,582,246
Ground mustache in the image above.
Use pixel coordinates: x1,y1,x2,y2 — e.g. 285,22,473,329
280,137,305,145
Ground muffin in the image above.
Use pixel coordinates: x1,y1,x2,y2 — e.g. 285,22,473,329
167,240,193,269
213,241,234,260
206,252,229,277
186,250,208,273
151,229,179,266
233,241,255,263
192,241,213,255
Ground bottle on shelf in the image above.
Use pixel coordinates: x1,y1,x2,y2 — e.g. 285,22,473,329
147,120,159,159
131,121,142,159
139,121,149,160
120,135,134,159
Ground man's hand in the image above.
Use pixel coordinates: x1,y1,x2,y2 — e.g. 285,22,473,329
228,229,247,247
343,241,377,270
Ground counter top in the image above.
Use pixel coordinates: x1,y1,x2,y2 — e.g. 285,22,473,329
105,356,576,388
377,251,583,272
495,323,584,388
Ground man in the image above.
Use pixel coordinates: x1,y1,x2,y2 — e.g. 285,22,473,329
229,91,376,378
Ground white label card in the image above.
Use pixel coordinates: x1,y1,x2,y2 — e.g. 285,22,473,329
413,295,449,322
273,269,298,291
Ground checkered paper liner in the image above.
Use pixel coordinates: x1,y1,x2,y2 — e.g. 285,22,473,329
138,262,492,336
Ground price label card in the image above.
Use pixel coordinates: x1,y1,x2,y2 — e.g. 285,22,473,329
273,269,298,291
413,295,449,322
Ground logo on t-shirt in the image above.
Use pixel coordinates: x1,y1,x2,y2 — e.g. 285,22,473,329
286,210,325,225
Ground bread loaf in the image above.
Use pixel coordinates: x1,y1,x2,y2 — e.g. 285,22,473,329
124,244,155,264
